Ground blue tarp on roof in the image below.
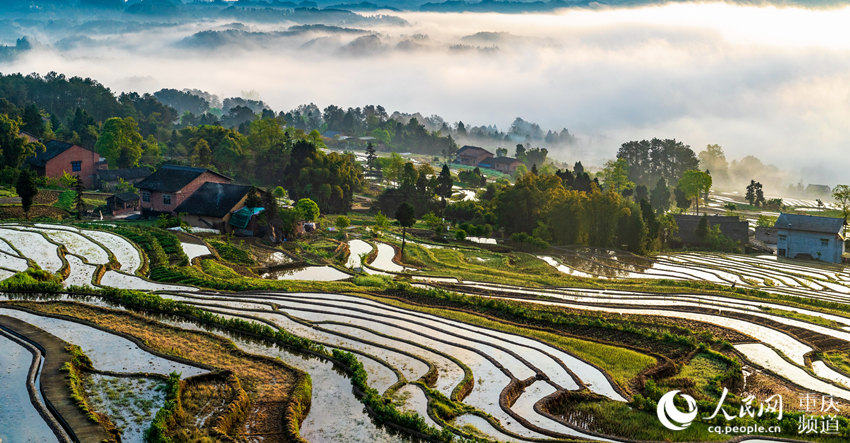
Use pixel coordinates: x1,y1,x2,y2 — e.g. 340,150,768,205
229,207,264,229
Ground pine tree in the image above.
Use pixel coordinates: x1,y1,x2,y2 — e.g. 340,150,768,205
366,142,377,173
16,169,38,219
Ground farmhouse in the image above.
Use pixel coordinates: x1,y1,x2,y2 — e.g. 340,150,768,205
95,167,152,191
25,140,107,188
456,145,493,167
672,214,749,246
135,164,231,216
491,156,523,174
173,182,255,233
774,213,845,263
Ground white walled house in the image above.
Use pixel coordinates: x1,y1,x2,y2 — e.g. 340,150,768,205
774,213,845,263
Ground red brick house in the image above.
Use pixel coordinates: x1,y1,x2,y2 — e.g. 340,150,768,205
25,140,107,188
135,165,231,216
456,145,493,167
491,156,523,174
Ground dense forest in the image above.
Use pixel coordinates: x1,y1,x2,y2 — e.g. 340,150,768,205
0,71,783,253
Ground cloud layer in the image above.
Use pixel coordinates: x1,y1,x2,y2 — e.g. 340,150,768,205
3,3,850,184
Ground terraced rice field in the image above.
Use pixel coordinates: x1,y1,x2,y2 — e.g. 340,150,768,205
447,280,850,402
153,290,626,440
7,221,850,441
0,308,206,377
0,329,58,442
543,248,850,304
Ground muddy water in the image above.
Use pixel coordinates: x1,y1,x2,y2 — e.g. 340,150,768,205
0,331,56,443
84,374,167,443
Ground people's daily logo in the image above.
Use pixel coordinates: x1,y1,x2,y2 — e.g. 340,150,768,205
657,390,698,431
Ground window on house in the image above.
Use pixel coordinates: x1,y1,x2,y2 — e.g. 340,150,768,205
821,238,829,247
71,161,81,172
141,191,150,202
163,194,172,205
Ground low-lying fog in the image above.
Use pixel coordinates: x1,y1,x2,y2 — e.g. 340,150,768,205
2,2,850,183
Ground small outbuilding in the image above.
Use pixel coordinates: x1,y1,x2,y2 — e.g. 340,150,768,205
106,192,140,216
774,213,845,263
96,167,152,191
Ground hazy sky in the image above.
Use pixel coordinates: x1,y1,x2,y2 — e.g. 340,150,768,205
4,2,850,184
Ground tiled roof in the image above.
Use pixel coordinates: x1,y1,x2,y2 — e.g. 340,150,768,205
775,213,844,234
25,140,93,167
135,164,230,193
174,182,251,218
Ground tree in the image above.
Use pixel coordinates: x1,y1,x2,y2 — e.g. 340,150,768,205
601,158,635,194
617,138,699,187
15,169,38,219
335,216,351,238
21,104,45,138
422,212,444,235
0,114,43,169
833,184,850,236
96,117,143,168
634,184,648,203
395,202,416,260
435,164,453,210
374,211,389,234
698,144,729,185
192,139,212,167
384,153,405,185
73,176,86,219
674,186,691,212
366,142,377,173
677,170,712,215
295,198,320,222
746,180,766,207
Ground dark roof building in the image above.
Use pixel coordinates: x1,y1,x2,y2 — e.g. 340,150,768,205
25,140,106,188
175,182,252,218
490,156,523,174
106,192,140,216
174,182,254,233
775,213,845,263
673,214,749,246
135,165,230,193
456,145,494,166
135,164,232,216
26,141,92,167
775,213,844,234
96,167,152,191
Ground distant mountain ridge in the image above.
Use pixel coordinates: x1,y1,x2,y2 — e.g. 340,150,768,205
3,0,848,15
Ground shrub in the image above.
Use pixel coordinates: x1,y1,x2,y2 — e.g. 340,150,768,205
208,240,255,265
